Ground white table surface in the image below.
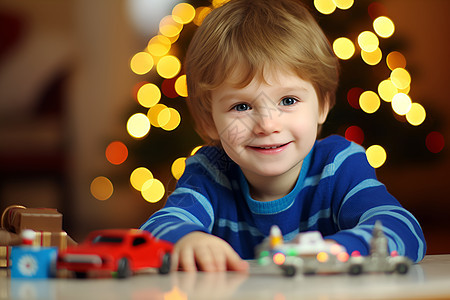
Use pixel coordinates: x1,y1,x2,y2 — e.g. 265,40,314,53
2,254,450,300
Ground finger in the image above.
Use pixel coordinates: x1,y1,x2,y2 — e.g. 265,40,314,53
170,250,179,271
178,247,197,272
194,246,217,272
224,247,249,272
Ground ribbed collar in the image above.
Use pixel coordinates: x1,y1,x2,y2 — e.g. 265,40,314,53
239,149,312,215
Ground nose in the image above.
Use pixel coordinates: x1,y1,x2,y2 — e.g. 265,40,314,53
252,107,281,136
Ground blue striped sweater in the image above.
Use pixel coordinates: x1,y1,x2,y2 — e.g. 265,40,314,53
141,135,426,262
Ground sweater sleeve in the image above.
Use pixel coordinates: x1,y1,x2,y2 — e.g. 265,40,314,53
139,157,216,244
323,141,426,263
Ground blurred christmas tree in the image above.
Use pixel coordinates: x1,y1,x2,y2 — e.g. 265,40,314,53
90,0,444,205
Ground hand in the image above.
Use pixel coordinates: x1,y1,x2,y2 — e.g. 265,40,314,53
172,231,249,272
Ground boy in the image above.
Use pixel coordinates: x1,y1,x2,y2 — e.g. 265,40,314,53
140,0,426,272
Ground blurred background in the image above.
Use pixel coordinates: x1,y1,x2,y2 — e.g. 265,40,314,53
0,0,448,254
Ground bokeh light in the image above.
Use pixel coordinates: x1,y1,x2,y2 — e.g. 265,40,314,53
333,0,354,10
193,7,212,26
127,113,151,139
314,0,336,15
361,47,382,65
91,176,114,201
273,253,286,265
158,107,181,131
137,83,161,108
172,3,195,24
161,77,179,98
378,79,398,102
345,125,364,145
141,178,165,203
147,103,168,127
191,146,202,156
386,51,406,70
347,87,363,109
147,35,171,57
359,91,380,114
212,0,230,8
130,52,154,75
357,31,379,52
333,37,355,60
373,16,395,38
105,141,128,165
130,167,153,191
171,157,186,180
426,132,445,153
159,15,183,38
316,252,329,263
175,75,188,97
157,55,181,79
390,68,411,90
406,103,426,126
391,93,412,116
366,145,387,168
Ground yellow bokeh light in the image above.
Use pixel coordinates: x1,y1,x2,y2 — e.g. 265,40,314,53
366,145,387,168
158,107,181,131
147,35,171,57
141,178,165,203
90,176,113,201
171,157,186,180
147,103,168,127
386,51,406,71
212,0,230,8
357,31,379,53
333,0,354,10
392,93,412,115
314,0,336,14
130,167,153,191
361,47,382,65
316,252,329,263
333,37,355,60
359,91,380,114
127,113,151,139
378,79,398,102
172,3,195,24
373,16,395,38
157,55,181,79
406,103,426,126
191,146,202,156
137,83,161,108
159,15,183,38
390,68,411,90
193,7,212,26
175,75,188,97
130,52,154,75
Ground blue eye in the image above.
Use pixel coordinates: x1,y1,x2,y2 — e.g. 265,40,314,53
281,97,298,106
233,103,251,111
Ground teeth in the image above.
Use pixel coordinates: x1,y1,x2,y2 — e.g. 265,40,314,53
261,146,279,149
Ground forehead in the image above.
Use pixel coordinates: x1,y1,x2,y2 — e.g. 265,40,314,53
212,66,313,97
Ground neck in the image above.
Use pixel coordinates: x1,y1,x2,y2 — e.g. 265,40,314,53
243,162,303,202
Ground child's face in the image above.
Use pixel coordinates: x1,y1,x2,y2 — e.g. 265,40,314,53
208,69,329,181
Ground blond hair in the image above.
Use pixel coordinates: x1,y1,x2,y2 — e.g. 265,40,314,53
185,0,339,143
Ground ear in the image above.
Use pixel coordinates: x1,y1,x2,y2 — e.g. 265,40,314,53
318,95,330,125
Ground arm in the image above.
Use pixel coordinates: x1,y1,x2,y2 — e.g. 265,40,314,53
323,142,426,262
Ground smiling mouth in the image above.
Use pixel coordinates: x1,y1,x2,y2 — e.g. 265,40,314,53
250,142,290,150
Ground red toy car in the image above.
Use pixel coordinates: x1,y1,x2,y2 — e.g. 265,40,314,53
57,229,173,278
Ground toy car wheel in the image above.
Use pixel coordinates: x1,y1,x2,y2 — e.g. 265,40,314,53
282,265,297,277
158,253,171,274
117,257,132,279
349,264,363,275
75,271,87,279
395,262,409,274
